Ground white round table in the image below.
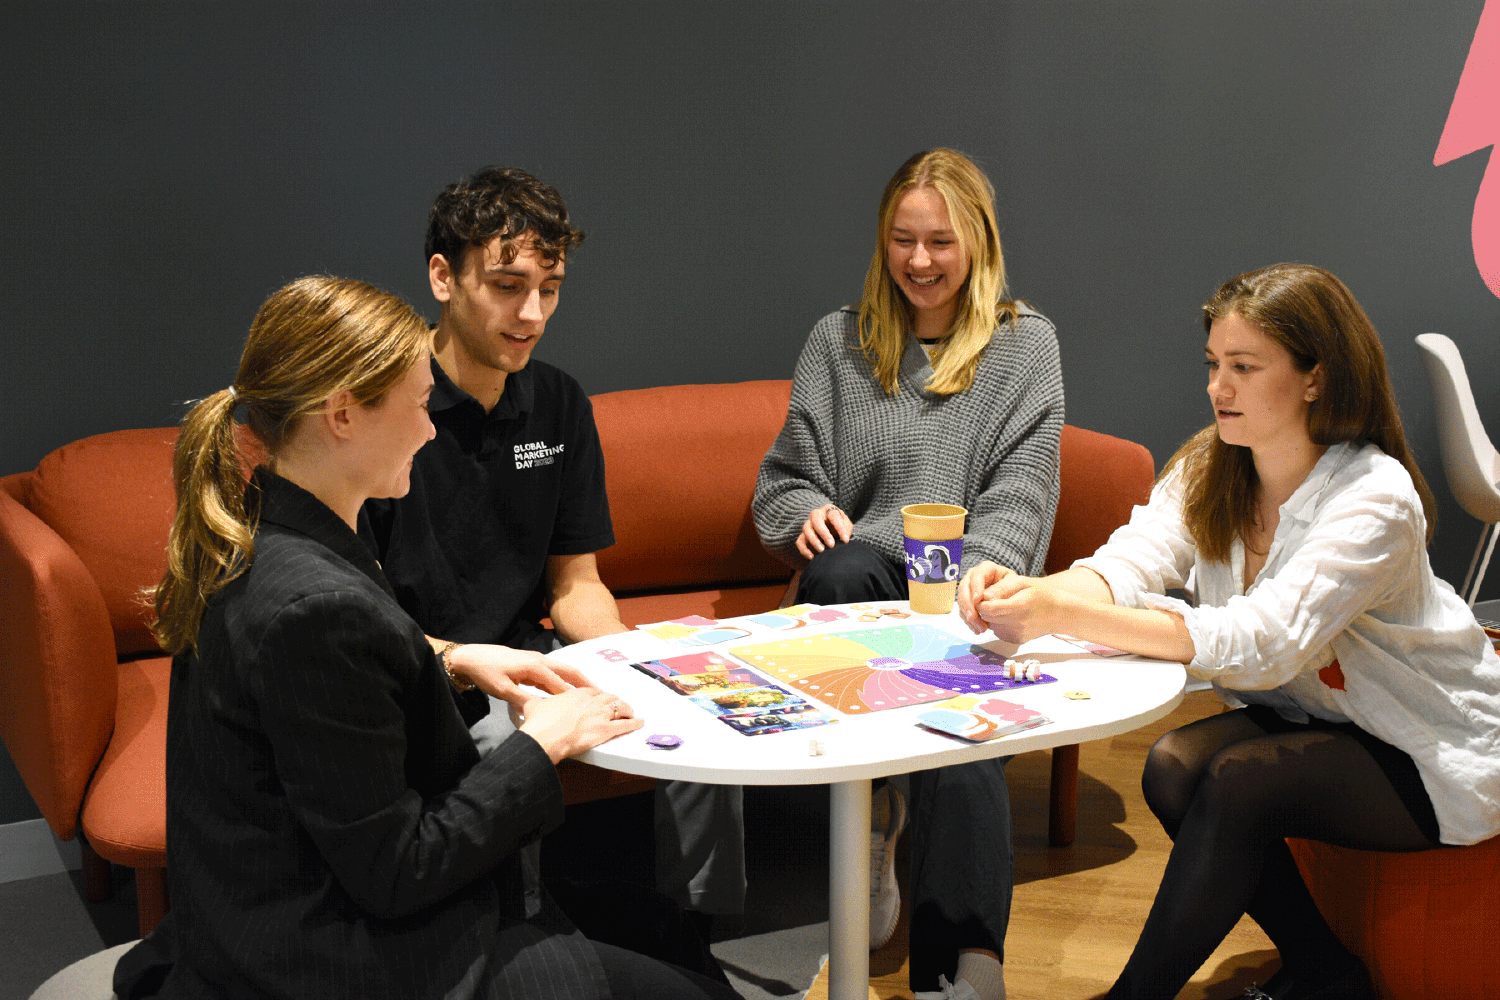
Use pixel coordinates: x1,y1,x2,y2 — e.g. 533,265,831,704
558,604,1186,1000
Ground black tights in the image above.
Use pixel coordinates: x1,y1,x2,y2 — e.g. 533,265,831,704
1106,708,1440,999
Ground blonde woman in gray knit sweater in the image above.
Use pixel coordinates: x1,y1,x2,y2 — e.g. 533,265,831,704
752,148,1064,1000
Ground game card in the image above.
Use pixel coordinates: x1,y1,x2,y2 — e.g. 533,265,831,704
715,701,840,736
917,694,1051,742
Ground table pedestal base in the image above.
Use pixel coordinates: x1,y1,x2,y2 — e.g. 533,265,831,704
828,779,873,1000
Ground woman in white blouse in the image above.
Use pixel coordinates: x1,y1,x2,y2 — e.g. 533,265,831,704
957,263,1500,1000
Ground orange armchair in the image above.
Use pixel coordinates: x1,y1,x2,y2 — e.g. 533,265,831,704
0,428,177,937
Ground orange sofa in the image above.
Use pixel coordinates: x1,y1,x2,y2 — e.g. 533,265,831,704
0,377,1154,937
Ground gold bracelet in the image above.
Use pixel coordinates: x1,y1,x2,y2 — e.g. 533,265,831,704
440,641,474,692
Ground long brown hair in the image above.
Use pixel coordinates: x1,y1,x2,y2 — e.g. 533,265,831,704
857,148,1023,396
153,276,431,654
1168,263,1436,562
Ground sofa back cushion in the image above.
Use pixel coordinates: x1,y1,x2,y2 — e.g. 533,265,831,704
26,426,271,659
28,429,180,657
592,380,793,594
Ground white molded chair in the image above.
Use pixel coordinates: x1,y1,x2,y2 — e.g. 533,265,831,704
1415,332,1500,606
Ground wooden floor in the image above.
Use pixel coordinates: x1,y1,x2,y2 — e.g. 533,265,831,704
808,689,1279,1000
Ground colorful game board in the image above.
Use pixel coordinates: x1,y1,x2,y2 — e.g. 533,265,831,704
627,651,839,736
728,624,1055,714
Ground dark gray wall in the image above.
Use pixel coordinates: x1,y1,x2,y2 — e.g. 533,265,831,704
3,2,1498,824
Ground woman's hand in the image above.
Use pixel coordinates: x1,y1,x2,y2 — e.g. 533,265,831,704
445,643,594,713
795,503,854,560
957,561,1019,633
518,687,643,763
972,576,1069,645
959,563,1069,644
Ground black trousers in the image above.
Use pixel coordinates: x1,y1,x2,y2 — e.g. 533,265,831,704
797,541,1014,988
592,941,741,999
546,878,731,987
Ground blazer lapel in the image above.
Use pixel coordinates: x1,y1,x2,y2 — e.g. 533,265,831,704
251,470,398,600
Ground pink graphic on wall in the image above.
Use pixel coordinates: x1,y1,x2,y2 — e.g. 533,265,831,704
1436,0,1500,299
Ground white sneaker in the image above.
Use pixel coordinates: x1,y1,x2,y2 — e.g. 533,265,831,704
915,975,981,1000
868,783,907,949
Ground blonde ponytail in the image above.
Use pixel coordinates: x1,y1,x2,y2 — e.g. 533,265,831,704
153,388,258,654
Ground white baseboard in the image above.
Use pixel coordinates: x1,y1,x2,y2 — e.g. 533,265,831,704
0,818,82,883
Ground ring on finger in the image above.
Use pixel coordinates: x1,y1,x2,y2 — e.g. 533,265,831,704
609,700,620,719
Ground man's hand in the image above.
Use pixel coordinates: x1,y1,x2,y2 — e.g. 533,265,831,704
444,643,594,713
545,552,629,644
795,503,853,560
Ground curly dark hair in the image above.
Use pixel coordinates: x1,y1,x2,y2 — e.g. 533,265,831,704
424,166,586,273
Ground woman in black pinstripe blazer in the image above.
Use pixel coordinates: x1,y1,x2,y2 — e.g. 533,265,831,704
121,276,740,1000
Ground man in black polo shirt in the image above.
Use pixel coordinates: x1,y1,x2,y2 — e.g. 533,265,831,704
360,166,744,934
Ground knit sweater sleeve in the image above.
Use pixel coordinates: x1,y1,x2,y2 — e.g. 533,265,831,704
961,314,1064,576
753,313,846,566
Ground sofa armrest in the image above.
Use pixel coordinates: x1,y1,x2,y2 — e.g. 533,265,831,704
0,487,119,840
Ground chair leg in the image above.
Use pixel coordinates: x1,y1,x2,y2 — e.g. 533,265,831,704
778,570,801,609
79,836,112,902
135,866,169,938
1461,523,1498,606
1049,743,1080,847
1471,524,1500,608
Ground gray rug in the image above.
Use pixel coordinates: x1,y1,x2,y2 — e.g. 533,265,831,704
1,872,118,1000
714,922,827,1000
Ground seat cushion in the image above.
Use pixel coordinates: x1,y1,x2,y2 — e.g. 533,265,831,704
615,582,794,629
79,657,170,869
557,759,656,806
1288,836,1500,999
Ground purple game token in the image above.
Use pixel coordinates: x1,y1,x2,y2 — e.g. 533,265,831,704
647,734,683,750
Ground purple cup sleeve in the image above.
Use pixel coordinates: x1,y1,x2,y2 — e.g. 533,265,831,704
904,536,963,583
